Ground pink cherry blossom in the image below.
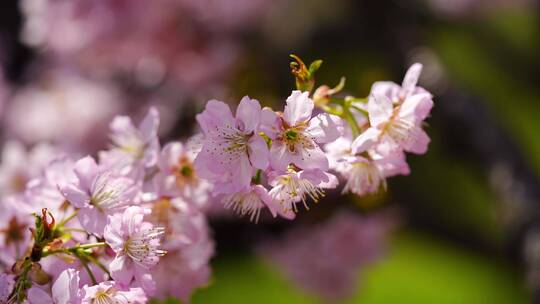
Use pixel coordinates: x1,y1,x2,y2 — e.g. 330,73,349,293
268,168,338,214
27,268,81,304
153,137,210,209
371,63,430,104
195,97,269,194
59,156,138,236
104,206,166,294
358,63,434,155
358,93,432,155
326,136,409,196
99,107,160,176
80,281,146,304
261,90,343,171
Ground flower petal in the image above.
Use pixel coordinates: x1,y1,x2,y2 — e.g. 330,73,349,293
27,287,54,304
351,127,380,154
52,269,80,304
401,63,423,98
368,94,393,128
283,90,314,126
77,207,107,236
293,144,329,171
110,115,138,138
73,156,98,190
370,81,401,102
248,135,269,170
399,92,433,123
307,113,343,143
139,107,160,142
110,255,134,286
235,96,261,133
259,107,281,139
269,141,292,171
403,127,430,155
196,100,235,135
59,183,90,208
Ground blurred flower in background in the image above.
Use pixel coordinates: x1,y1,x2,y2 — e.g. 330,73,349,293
259,211,396,301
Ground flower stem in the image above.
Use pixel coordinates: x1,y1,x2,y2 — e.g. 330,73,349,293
252,169,262,184
344,109,360,138
58,210,79,227
42,242,107,257
8,259,32,303
77,254,97,285
326,97,361,138
85,253,111,278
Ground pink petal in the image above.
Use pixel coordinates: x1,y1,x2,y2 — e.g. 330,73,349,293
235,96,261,133
196,100,235,134
294,144,329,171
283,90,314,126
139,107,160,142
399,92,433,123
376,152,410,177
259,107,281,139
368,94,393,128
52,269,80,304
27,287,53,304
77,207,107,237
134,268,156,295
269,142,292,171
299,169,339,189
351,128,380,154
307,113,343,143
104,215,126,251
401,63,423,98
110,255,134,285
321,172,339,188
248,135,269,170
74,156,98,190
403,127,430,155
370,81,401,101
110,116,137,137
59,183,90,208
236,155,254,191
122,206,147,236
159,142,182,170
142,138,160,168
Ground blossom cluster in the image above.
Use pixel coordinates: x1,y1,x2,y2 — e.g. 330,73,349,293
0,108,213,303
0,56,433,303
197,60,433,221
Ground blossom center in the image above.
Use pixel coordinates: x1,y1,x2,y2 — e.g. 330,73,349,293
0,217,27,247
281,126,313,153
172,155,197,188
92,289,116,304
124,227,166,268
10,172,28,193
